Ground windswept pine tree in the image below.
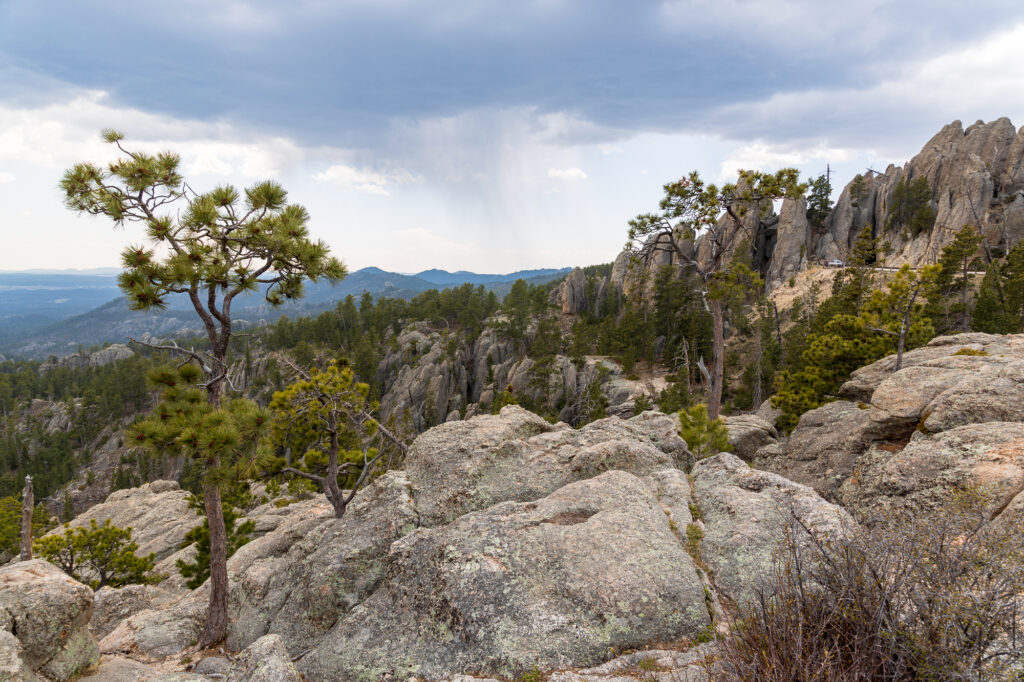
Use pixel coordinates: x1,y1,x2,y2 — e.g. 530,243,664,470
60,130,346,647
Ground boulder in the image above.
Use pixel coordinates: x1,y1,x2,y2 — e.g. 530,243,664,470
299,471,711,681
838,422,1024,521
92,585,177,640
60,481,194,563
0,560,99,681
0,631,42,682
227,635,302,682
405,407,680,526
722,414,777,461
692,454,855,608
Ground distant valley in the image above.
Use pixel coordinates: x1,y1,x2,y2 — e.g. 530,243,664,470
0,266,570,359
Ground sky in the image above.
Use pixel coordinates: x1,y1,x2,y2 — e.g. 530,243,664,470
1,0,1024,274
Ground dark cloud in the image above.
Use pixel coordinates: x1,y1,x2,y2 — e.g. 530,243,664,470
3,0,1023,146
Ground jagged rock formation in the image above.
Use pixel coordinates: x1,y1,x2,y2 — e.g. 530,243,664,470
758,333,1024,522
376,323,660,429
600,118,1024,295
812,119,1024,269
38,344,134,373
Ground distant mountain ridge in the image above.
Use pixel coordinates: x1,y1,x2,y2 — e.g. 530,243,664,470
0,266,570,359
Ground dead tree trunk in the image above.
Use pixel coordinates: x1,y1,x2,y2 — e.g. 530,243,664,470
20,476,33,561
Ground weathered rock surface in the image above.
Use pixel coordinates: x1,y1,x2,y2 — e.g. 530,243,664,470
557,267,588,315
766,196,809,290
692,454,855,607
816,118,1024,272
762,334,1024,504
839,422,1024,521
547,644,719,682
227,635,302,682
92,585,178,640
722,414,777,461
300,471,711,681
59,481,194,564
0,631,42,682
405,406,685,526
0,560,99,681
78,655,159,681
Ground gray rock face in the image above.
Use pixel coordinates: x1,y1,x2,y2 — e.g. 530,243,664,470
558,267,588,314
377,325,470,429
838,422,1024,520
766,196,809,290
816,118,1024,271
227,635,302,682
692,454,855,608
0,560,99,681
300,471,711,681
59,481,194,564
405,406,682,526
722,414,777,461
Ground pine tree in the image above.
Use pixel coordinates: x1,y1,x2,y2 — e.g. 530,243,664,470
627,169,804,418
129,365,270,644
61,131,345,647
266,361,405,518
677,403,732,459
176,502,254,590
927,225,983,332
34,519,160,590
886,176,936,237
806,173,833,227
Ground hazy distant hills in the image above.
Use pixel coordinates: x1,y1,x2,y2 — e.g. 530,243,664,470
0,266,569,359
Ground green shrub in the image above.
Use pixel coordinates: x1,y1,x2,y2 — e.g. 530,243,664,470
953,347,988,356
35,519,161,589
678,404,731,459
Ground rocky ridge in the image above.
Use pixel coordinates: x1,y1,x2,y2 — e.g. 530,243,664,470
6,404,853,681
757,332,1024,524
552,118,1024,305
375,323,663,429
7,332,1024,680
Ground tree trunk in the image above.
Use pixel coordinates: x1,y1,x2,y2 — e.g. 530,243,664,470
709,299,725,419
896,311,911,372
19,476,33,561
325,420,346,519
198,481,229,648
